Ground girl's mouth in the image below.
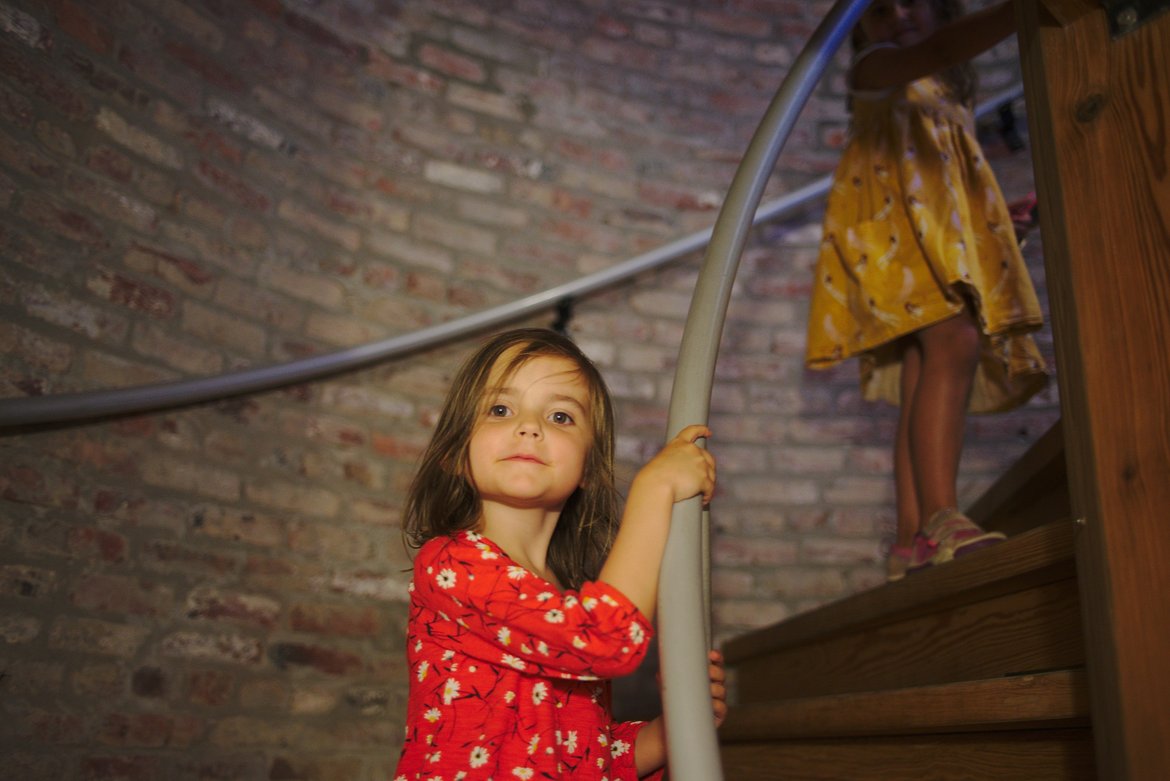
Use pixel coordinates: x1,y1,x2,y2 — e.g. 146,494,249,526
505,454,545,464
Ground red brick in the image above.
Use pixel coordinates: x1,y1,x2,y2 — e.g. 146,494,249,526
125,244,217,296
184,586,281,629
70,574,172,618
369,431,426,462
97,712,190,748
186,668,234,706
0,81,34,127
195,160,271,212
4,752,66,778
366,50,444,94
86,269,175,318
419,43,486,83
27,709,89,744
68,526,128,563
159,631,263,666
283,10,367,62
1,464,50,505
48,0,116,54
86,145,135,183
20,194,109,247
268,642,363,676
164,41,247,93
0,45,89,118
288,602,382,638
0,128,64,179
62,49,153,109
141,540,239,576
79,755,162,780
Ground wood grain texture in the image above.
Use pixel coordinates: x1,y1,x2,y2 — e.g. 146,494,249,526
724,520,1075,663
1017,1,1170,777
720,729,1095,781
721,669,1088,740
735,578,1084,699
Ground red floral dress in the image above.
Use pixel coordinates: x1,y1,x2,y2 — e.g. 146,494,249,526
394,530,662,780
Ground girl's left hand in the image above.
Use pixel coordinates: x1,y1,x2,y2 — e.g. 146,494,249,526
708,649,729,728
664,649,726,726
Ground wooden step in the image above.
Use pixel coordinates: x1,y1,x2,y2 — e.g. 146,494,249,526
719,669,1093,780
721,668,1088,740
723,520,1080,700
720,728,1095,781
967,418,1070,536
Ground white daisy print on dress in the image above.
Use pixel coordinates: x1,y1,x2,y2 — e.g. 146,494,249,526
442,677,461,705
629,622,645,644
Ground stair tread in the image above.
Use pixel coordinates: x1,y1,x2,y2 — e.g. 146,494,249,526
724,519,1076,663
721,668,1089,742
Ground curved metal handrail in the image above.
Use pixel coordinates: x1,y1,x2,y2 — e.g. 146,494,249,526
0,81,1021,430
0,203,829,430
655,1,870,777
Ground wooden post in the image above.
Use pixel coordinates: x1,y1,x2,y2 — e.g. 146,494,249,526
1016,1,1170,778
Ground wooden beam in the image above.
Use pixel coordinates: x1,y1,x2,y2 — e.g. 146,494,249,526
1016,2,1170,779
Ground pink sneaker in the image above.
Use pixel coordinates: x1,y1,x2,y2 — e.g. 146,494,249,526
923,508,1006,564
887,533,936,581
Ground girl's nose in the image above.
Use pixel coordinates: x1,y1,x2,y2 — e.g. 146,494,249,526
515,415,543,438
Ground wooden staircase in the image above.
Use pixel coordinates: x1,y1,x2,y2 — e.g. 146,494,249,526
718,420,1094,779
714,2,1170,777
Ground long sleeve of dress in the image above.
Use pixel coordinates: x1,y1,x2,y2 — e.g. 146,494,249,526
411,530,653,680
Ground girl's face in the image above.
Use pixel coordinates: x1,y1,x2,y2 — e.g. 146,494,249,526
467,350,593,515
859,0,938,47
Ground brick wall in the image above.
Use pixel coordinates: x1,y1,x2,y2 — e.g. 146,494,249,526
0,0,1058,777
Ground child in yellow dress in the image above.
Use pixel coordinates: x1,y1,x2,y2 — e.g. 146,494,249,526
806,0,1048,580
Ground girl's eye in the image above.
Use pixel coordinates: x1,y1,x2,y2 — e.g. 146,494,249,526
549,411,574,425
487,404,510,417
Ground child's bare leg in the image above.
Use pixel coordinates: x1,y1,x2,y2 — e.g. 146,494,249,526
908,311,981,522
894,339,923,548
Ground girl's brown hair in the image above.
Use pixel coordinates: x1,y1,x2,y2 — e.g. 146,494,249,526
403,327,619,589
852,0,977,106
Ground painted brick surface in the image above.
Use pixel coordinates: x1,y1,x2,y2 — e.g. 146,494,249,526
0,0,1057,776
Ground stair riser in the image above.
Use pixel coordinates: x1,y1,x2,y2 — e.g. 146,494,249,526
721,729,1095,780
736,577,1084,700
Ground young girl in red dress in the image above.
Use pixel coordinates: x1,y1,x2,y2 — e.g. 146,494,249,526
394,328,725,780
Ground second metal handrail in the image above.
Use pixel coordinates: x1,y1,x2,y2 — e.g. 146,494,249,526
0,79,1021,431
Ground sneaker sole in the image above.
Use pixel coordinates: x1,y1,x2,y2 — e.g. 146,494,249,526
934,533,1006,564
